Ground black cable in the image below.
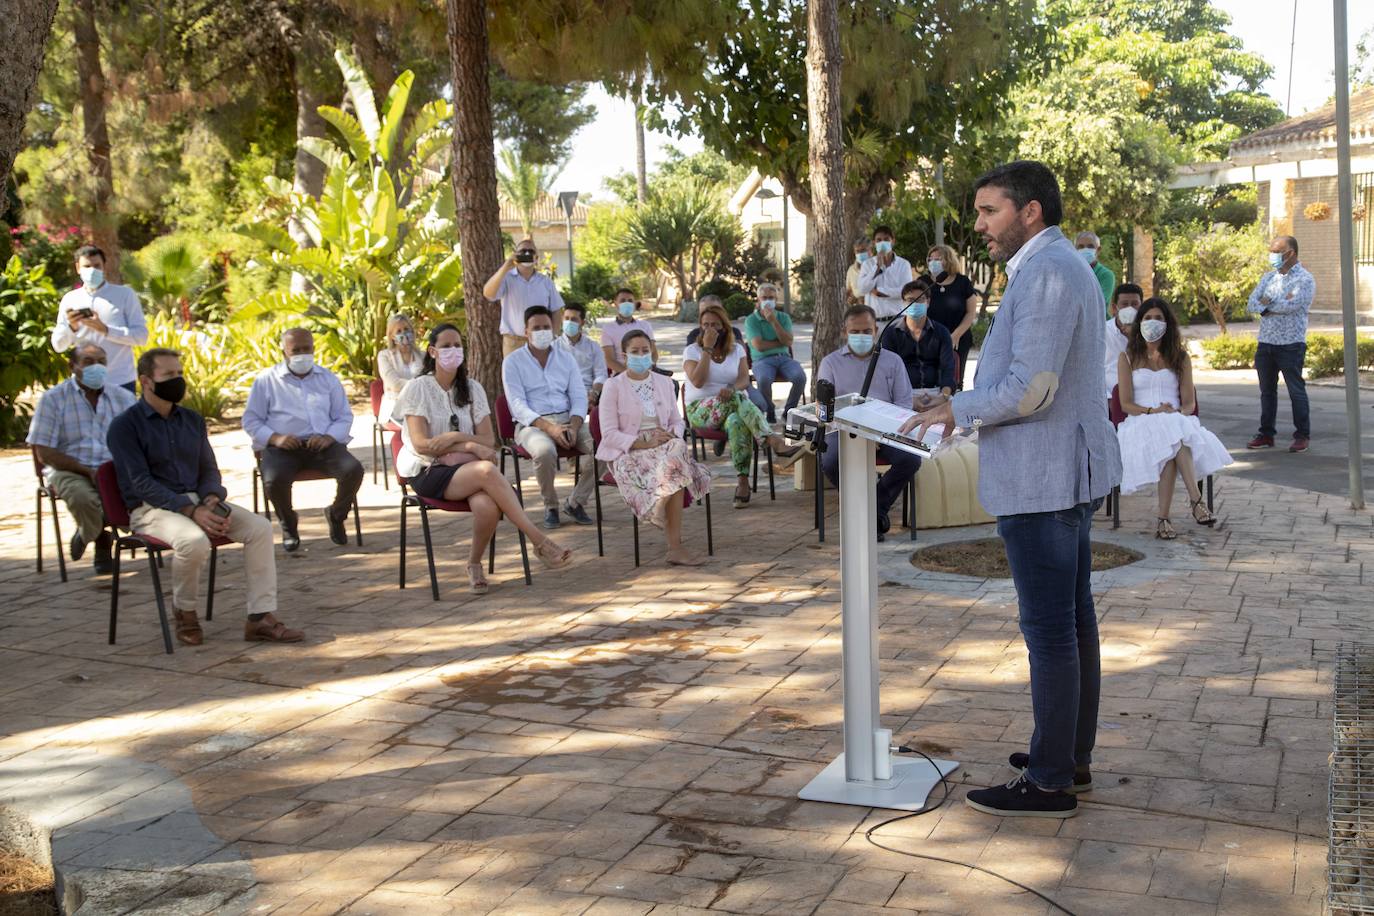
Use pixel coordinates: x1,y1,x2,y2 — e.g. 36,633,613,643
861,746,1080,916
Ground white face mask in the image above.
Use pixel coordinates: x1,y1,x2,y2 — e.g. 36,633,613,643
1140,319,1167,343
529,328,554,350
1116,306,1138,327
287,353,314,374
79,266,104,289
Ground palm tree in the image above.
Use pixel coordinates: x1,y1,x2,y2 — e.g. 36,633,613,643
496,145,565,238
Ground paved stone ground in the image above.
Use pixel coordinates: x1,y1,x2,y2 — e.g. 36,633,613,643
0,387,1366,914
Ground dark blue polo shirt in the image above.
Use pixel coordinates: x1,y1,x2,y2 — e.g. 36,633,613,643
880,319,956,392
106,399,226,511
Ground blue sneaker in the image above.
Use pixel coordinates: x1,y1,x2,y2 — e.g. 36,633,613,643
543,508,561,529
564,502,594,526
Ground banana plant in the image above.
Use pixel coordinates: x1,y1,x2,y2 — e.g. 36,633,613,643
235,48,460,382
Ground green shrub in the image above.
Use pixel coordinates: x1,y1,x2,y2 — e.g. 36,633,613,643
1306,332,1374,377
0,256,66,443
970,313,993,349
566,262,618,304
697,277,744,302
1199,334,1257,369
723,292,754,320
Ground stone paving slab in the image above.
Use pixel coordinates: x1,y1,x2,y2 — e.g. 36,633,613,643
0,413,1365,914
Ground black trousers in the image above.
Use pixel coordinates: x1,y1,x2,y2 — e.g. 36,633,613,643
260,442,364,528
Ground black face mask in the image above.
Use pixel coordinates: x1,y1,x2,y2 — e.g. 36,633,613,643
150,376,187,404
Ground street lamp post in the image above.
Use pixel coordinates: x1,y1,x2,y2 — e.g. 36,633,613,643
756,187,791,309
557,190,579,284
1332,0,1366,509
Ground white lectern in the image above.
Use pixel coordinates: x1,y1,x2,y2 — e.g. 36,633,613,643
785,394,960,811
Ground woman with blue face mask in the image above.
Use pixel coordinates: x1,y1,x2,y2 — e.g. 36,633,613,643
1114,298,1230,539
594,330,714,566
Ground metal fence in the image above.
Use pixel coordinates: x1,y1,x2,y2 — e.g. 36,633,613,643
1331,642,1374,912
1356,173,1374,266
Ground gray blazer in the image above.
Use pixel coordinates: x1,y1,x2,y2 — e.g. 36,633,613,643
951,227,1122,517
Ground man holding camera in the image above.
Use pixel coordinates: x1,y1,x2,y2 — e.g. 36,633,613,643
51,244,148,392
484,238,566,357
107,348,303,646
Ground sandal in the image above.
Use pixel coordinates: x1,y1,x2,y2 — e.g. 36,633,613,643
1190,497,1217,527
466,563,489,594
1155,517,1176,540
535,538,572,570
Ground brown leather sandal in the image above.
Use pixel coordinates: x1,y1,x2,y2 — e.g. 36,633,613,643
174,609,203,646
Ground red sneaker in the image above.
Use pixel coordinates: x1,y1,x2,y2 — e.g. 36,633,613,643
1289,438,1310,453
1246,435,1275,449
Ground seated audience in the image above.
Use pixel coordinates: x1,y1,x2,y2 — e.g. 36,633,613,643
881,278,955,404
503,305,596,529
1115,297,1231,539
595,330,712,567
687,294,767,416
682,302,801,509
243,328,364,552
743,282,807,423
377,313,421,423
922,244,979,389
395,324,572,590
1103,283,1143,398
819,305,919,541
27,343,137,573
554,301,607,408
601,287,658,374
106,348,303,645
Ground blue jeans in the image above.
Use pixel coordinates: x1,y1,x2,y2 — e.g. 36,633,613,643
751,353,806,423
997,500,1101,791
743,385,770,415
1255,342,1309,439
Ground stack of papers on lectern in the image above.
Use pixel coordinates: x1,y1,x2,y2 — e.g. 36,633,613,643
834,398,947,455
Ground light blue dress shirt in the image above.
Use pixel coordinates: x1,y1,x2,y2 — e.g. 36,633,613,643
502,345,588,426
242,363,354,451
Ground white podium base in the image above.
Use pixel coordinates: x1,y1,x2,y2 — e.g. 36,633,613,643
799,753,960,811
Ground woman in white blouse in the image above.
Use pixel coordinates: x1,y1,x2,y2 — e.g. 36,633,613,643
394,323,572,592
377,314,422,423
682,302,801,508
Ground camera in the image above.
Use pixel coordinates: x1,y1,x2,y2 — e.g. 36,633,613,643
514,249,536,264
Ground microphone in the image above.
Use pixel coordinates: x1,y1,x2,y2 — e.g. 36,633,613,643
815,378,835,423
858,308,909,400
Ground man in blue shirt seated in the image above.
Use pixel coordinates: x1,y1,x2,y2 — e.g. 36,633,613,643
817,304,919,542
502,305,595,529
880,278,956,402
243,328,362,552
106,348,303,646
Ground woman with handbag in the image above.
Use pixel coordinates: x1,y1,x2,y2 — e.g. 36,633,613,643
394,323,572,592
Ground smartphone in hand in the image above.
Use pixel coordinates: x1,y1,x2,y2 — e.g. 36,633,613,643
210,502,232,519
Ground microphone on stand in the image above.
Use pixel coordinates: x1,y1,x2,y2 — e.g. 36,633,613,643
858,308,909,400
815,378,835,423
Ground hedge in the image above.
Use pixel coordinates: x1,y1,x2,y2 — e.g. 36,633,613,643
1199,333,1374,377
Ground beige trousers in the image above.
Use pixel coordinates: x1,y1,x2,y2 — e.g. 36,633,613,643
513,414,596,511
501,334,527,356
47,470,106,542
129,495,276,616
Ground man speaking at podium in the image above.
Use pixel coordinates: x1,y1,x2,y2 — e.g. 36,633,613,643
902,161,1121,818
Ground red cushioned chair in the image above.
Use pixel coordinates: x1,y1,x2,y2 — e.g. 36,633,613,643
392,432,530,599
96,461,231,655
493,393,585,507
31,448,70,582
370,378,401,490
251,452,363,546
1107,385,1213,530
588,408,713,567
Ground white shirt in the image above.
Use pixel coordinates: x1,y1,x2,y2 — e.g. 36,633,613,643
1103,317,1129,398
51,283,149,388
501,345,588,425
553,332,608,393
392,374,491,477
1005,226,1060,281
856,254,914,318
682,342,745,404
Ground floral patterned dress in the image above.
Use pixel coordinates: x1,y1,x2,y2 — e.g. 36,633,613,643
612,375,713,527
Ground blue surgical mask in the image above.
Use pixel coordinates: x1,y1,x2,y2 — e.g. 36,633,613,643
904,301,928,320
626,353,654,374
874,240,892,255
760,299,776,312
848,333,875,355
78,363,107,390
563,319,581,338
617,300,636,318
856,251,870,264
79,266,104,289
927,259,943,276
1268,252,1285,270
1078,247,1096,265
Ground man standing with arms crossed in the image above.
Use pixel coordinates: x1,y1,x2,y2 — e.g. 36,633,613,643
1245,234,1314,453
903,161,1121,818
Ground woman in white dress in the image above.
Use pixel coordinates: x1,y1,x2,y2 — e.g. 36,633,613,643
393,323,572,592
377,314,422,423
1116,298,1231,539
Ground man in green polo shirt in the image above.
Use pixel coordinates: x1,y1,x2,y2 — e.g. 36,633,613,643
1075,231,1116,316
743,282,807,423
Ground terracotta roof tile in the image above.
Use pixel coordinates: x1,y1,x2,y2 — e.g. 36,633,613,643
498,194,589,228
1230,87,1374,152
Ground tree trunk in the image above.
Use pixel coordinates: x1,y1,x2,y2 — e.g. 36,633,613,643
0,0,59,223
446,0,505,399
633,81,648,204
74,0,119,279
805,0,846,376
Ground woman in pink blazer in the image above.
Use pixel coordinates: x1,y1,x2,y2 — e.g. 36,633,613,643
595,330,712,566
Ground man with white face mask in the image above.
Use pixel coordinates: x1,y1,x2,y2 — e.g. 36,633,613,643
51,244,148,392
503,305,596,528
242,328,361,551
27,343,136,573
855,225,914,318
1103,283,1144,398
